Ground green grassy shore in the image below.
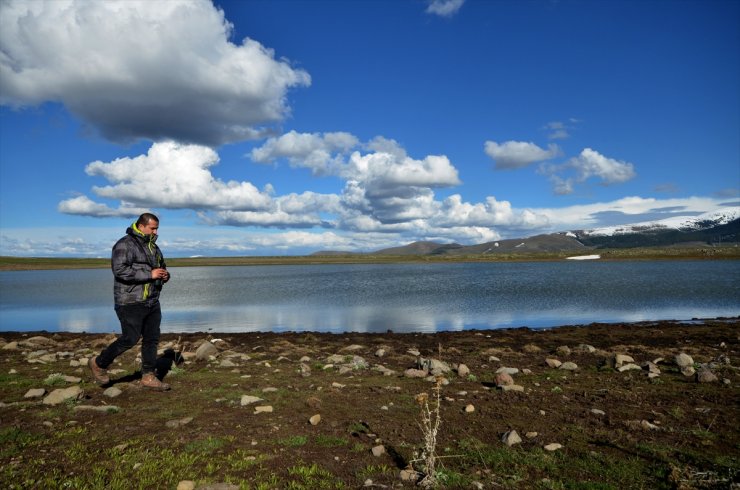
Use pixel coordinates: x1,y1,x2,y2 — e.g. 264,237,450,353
1,246,738,271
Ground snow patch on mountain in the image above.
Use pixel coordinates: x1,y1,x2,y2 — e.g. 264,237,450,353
582,207,740,237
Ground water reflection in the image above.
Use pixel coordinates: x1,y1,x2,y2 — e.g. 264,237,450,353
1,261,738,333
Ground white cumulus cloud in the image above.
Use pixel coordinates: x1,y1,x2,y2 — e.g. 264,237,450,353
0,0,310,146
426,0,465,17
59,141,273,214
484,140,561,169
543,148,637,195
57,195,148,218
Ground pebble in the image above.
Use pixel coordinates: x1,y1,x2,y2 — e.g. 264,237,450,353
615,354,634,366
681,366,696,377
696,368,718,383
502,430,521,446
240,395,263,406
544,443,562,451
675,352,694,367
494,372,514,386
556,346,571,356
24,388,46,399
559,362,579,371
309,414,321,425
103,387,122,398
43,386,83,406
464,404,475,413
195,341,218,361
500,385,524,392
254,405,273,414
457,363,470,377
371,445,385,457
545,358,562,368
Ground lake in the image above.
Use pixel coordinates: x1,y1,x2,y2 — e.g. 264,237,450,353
0,261,738,333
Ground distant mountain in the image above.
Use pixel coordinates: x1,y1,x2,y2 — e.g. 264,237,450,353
312,208,740,256
574,208,740,248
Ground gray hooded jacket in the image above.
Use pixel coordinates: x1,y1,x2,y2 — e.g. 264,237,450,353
112,224,167,306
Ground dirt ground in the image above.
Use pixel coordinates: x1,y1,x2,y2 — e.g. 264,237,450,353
1,318,739,489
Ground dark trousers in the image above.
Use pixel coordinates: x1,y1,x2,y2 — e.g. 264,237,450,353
97,302,162,374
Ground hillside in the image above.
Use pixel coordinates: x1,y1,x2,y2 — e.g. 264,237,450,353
314,209,739,257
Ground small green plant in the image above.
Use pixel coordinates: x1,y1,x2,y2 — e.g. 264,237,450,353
44,372,66,386
315,434,348,447
168,365,185,376
279,435,308,447
467,374,478,382
286,463,343,489
669,406,685,420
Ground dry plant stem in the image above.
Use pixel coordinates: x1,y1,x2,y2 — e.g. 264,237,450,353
416,376,444,488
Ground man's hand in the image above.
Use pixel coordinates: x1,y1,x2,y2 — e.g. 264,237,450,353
152,268,170,282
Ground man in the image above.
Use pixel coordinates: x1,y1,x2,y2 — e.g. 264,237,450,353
88,213,171,391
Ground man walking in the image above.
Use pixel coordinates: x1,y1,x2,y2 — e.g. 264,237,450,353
88,213,171,391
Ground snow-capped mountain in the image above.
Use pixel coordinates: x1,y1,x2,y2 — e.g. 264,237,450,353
580,208,740,237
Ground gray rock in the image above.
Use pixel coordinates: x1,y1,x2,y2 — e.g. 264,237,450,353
195,341,219,361
576,344,596,353
103,387,123,398
404,368,428,378
457,363,470,377
696,368,718,383
681,365,696,377
371,445,385,457
675,352,694,368
419,358,451,374
240,395,263,406
615,354,634,366
496,367,519,375
545,358,562,368
502,430,522,446
559,362,579,371
500,384,524,392
43,386,83,405
494,372,514,386
617,363,641,372
24,388,46,399
326,354,347,364
555,346,571,356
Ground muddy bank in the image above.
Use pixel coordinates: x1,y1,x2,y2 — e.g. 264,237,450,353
1,318,739,489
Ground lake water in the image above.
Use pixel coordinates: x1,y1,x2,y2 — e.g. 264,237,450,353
0,261,738,334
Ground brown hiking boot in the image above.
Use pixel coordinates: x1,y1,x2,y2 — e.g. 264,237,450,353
141,373,171,391
88,357,110,385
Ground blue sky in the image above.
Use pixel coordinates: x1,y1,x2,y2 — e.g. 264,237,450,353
1,0,738,257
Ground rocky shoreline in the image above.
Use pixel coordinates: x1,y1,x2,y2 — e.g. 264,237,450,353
1,318,739,489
